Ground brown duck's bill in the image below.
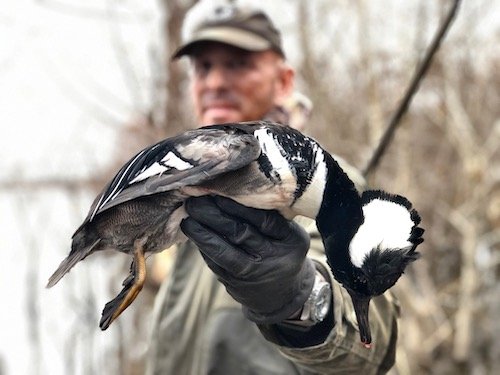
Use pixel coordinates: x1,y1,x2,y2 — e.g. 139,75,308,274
348,290,373,349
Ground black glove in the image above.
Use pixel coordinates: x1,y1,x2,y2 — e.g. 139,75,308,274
180,196,316,324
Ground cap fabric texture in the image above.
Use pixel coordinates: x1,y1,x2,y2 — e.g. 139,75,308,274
173,4,284,59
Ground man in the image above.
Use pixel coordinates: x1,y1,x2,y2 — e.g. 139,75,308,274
146,3,398,374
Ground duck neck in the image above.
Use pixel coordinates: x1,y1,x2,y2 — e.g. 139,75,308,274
316,152,364,269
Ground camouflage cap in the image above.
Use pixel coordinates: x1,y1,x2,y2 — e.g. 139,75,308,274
172,3,284,59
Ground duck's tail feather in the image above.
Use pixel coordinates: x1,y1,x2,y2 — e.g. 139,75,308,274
46,238,100,288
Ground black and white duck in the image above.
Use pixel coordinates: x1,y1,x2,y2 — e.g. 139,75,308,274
47,120,423,346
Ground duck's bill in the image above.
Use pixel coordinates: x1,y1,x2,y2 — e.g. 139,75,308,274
348,291,372,348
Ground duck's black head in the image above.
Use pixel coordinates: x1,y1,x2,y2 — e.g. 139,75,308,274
317,187,424,347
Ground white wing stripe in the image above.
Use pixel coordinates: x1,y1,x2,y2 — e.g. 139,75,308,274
90,149,147,221
130,151,193,184
162,151,193,171
130,162,167,183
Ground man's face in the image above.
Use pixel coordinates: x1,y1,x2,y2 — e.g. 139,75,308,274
190,43,293,125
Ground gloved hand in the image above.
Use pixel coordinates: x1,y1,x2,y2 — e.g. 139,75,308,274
180,196,316,324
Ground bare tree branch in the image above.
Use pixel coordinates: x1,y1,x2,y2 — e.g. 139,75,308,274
36,0,150,22
17,196,43,375
159,0,199,136
0,177,105,192
362,0,462,178
106,0,146,113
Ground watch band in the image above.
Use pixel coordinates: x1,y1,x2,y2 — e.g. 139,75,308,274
283,270,332,327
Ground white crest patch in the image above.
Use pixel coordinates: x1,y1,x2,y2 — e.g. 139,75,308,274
349,199,414,268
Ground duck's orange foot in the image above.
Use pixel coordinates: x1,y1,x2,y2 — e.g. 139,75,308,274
99,239,146,330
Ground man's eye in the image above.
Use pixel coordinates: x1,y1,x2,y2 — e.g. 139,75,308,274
201,62,212,72
229,59,249,69
194,61,211,75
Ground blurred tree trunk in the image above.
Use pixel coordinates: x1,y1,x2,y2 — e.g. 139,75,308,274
355,0,384,146
295,2,338,138
159,0,198,137
296,1,325,127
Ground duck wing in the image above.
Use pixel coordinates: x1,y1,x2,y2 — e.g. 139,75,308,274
83,125,261,225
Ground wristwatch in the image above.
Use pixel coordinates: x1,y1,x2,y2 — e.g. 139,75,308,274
283,270,332,327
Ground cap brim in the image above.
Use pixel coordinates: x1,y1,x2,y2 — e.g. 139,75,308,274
172,26,274,60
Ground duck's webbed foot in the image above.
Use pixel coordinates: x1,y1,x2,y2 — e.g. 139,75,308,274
99,239,147,330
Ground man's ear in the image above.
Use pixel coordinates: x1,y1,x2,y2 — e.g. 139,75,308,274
275,63,295,105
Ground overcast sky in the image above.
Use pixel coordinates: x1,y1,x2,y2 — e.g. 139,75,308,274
0,1,161,374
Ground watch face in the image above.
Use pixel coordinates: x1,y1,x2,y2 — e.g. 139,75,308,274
312,284,331,321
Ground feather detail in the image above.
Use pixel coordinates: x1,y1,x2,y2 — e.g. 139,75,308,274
46,238,100,288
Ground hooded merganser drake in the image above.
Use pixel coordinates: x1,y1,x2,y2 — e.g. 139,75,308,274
47,120,423,345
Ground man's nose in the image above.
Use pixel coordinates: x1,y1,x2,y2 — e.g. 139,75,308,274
204,66,229,90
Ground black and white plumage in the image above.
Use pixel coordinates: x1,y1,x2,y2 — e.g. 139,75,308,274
47,120,424,344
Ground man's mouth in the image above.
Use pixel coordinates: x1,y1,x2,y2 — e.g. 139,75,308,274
204,102,237,110
203,103,239,122
200,94,240,123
